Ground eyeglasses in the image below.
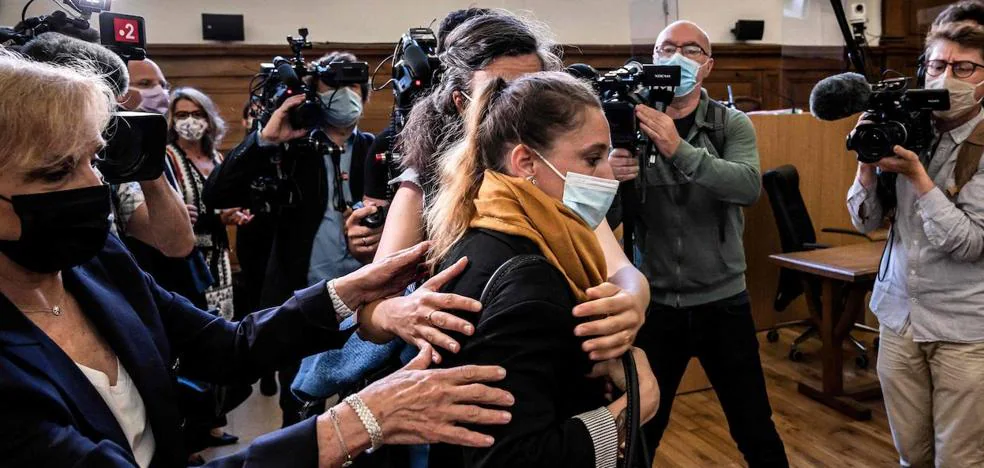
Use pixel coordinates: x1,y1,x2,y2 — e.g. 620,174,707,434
654,43,708,60
925,60,984,79
173,111,206,120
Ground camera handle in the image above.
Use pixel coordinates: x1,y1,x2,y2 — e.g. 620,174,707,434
619,95,662,259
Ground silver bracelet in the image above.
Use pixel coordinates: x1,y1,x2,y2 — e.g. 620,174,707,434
327,279,357,320
344,394,384,453
327,407,354,467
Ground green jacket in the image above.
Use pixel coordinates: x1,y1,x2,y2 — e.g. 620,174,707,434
635,89,761,308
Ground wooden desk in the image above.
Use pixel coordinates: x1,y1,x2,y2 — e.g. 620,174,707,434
769,241,886,420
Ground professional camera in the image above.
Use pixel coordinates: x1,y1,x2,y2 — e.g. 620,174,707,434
3,1,163,184
847,78,949,163
391,27,440,129
371,27,441,200
253,28,370,138
247,28,370,213
567,61,681,151
809,73,949,163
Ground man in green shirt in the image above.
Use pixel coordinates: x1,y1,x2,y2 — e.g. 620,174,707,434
610,20,787,466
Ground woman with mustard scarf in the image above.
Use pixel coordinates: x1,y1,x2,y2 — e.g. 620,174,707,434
425,72,660,468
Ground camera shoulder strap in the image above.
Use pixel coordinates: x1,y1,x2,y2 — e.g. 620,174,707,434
949,119,984,199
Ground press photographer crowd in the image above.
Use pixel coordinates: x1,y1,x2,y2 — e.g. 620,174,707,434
0,0,982,467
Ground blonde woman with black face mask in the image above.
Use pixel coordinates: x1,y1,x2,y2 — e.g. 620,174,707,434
424,71,659,468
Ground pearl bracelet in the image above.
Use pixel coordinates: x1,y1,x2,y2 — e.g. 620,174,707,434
343,394,384,453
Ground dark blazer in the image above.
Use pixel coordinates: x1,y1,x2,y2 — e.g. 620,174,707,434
428,229,607,468
0,235,352,467
202,129,375,307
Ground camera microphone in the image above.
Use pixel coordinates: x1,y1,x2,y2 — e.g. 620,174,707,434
273,57,302,89
566,63,599,80
809,72,872,121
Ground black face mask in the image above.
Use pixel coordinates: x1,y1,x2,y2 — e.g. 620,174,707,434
0,185,112,273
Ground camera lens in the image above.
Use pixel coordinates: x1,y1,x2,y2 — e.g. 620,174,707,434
847,121,906,164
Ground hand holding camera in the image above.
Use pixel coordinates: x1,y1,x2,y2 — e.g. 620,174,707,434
635,104,683,158
346,202,385,263
609,148,638,182
259,94,310,145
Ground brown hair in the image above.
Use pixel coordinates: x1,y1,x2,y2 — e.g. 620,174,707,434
933,0,984,27
168,87,227,155
926,20,984,62
398,10,562,194
425,71,601,265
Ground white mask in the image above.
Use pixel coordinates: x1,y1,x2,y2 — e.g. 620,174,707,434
175,117,208,141
927,74,984,121
533,150,619,229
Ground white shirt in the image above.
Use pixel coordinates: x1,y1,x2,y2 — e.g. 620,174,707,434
846,109,984,343
76,360,156,468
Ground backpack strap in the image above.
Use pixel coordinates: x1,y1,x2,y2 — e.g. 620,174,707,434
947,119,984,199
702,98,730,242
703,98,729,157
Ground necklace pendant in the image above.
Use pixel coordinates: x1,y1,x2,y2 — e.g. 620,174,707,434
51,306,62,316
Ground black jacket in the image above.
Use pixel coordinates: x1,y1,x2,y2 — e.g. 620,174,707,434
428,229,607,468
0,235,352,467
203,130,374,306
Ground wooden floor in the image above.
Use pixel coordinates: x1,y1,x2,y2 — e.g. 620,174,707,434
204,328,899,467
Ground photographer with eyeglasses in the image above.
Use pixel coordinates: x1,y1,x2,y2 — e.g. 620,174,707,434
608,20,788,466
846,2,984,465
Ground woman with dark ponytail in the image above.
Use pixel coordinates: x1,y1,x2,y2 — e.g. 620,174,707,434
425,71,659,468
358,10,651,370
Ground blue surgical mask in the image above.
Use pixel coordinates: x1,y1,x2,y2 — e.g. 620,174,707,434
321,87,363,127
534,150,619,230
654,53,704,98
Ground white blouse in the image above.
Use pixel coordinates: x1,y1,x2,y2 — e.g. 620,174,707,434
76,359,156,468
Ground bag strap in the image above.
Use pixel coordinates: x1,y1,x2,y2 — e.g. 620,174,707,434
703,99,729,156
948,119,984,199
703,99,731,242
478,254,551,304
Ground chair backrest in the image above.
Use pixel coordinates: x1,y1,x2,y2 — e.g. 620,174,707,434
762,164,818,253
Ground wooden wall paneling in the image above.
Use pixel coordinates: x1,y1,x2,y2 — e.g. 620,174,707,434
150,43,919,154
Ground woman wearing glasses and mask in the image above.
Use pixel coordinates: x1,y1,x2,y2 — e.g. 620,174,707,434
846,8,984,466
0,51,516,468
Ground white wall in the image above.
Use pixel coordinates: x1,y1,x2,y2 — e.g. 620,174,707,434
0,0,881,47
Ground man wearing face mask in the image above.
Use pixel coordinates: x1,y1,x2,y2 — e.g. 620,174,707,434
609,21,787,466
203,51,382,426
122,58,171,114
846,5,984,465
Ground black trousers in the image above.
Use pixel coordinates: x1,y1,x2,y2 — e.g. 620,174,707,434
635,291,789,467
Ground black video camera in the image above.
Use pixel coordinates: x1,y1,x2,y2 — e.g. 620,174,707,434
568,61,681,151
847,77,949,163
372,27,441,200
247,28,370,213
392,28,440,128
254,28,369,135
5,1,163,184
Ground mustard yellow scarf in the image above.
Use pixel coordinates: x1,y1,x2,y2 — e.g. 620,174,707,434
470,170,608,302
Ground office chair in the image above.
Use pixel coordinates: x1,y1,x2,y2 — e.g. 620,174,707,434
762,164,879,369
